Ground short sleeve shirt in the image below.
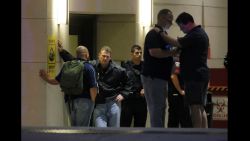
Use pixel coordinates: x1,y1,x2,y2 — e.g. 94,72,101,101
142,25,174,80
56,60,97,99
177,25,210,81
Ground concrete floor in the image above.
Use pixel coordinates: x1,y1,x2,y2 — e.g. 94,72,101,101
22,127,227,141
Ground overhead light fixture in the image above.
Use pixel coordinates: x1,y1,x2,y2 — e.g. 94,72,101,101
139,0,152,27
57,0,68,24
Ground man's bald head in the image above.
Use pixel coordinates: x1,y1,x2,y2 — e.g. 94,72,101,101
76,46,89,60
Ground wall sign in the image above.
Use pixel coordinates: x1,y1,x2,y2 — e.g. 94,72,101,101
212,96,228,120
47,35,56,78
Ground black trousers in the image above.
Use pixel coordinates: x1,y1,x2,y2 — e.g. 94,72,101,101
167,93,192,128
120,98,147,127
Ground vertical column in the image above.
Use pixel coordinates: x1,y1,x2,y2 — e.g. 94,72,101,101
135,0,152,52
46,0,69,126
22,0,49,126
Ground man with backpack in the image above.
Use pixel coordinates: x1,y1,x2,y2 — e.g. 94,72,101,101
39,45,98,127
58,44,131,127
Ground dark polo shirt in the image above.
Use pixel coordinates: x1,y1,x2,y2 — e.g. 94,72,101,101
142,25,174,81
178,25,210,81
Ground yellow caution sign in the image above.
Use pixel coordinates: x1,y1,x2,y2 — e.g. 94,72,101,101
47,35,56,78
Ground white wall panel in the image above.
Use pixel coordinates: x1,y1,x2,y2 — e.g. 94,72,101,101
70,0,136,14
206,27,227,59
204,7,227,27
22,19,47,62
22,0,47,18
153,5,202,26
154,0,228,8
22,19,59,63
22,62,64,126
22,0,59,19
22,63,47,126
154,0,202,5
208,59,225,68
47,0,57,19
47,19,58,35
97,15,135,61
46,63,65,126
204,0,227,8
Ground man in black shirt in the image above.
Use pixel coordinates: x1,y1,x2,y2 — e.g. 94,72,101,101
156,12,210,128
120,45,147,127
141,9,177,127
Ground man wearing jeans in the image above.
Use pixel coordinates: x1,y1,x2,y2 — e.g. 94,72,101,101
39,46,97,126
155,12,210,128
58,45,131,127
92,46,131,127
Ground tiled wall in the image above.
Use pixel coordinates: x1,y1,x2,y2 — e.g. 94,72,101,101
22,0,66,126
22,0,48,126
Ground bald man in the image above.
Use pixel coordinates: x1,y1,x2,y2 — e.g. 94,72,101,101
39,45,97,127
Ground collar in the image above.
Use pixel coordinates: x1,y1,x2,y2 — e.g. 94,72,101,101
189,25,201,33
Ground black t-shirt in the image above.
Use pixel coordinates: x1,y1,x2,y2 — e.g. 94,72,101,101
178,25,210,81
142,25,174,80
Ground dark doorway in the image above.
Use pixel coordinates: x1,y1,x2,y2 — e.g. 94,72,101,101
69,14,97,59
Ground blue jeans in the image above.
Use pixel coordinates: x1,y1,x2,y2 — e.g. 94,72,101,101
141,75,168,127
67,98,94,126
93,100,121,127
